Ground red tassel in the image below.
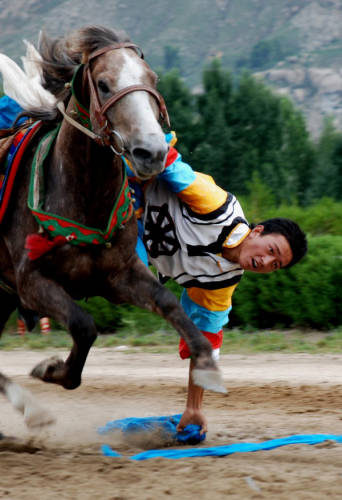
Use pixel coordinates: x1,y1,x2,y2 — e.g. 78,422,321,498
25,233,67,260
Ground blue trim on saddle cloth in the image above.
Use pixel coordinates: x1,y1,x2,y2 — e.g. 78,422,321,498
0,122,36,205
180,289,231,333
0,96,26,128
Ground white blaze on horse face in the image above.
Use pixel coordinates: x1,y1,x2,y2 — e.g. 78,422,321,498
107,50,169,178
116,51,163,136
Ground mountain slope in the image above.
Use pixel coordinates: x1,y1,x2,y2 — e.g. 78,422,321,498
1,0,342,136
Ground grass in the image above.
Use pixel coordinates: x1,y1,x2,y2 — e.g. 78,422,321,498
1,326,342,354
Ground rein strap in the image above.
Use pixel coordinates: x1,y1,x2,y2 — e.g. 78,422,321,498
56,101,100,142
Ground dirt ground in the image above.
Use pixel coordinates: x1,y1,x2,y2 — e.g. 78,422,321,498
1,348,342,499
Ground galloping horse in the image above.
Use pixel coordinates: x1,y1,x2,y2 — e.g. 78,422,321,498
0,26,224,427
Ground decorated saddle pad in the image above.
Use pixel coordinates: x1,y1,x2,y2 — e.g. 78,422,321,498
0,121,41,223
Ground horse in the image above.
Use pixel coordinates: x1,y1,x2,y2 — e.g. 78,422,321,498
0,26,225,428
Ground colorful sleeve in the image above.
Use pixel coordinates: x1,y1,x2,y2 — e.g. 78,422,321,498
178,286,238,359
158,134,227,214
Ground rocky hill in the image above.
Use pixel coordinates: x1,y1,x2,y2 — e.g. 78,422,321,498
1,0,342,137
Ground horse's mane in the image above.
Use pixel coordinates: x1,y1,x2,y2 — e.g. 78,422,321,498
39,25,131,102
0,26,131,123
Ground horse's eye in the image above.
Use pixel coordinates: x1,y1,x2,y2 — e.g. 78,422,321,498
98,80,110,94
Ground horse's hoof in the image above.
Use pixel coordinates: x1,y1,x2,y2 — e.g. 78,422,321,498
30,355,65,383
192,368,227,394
24,404,55,429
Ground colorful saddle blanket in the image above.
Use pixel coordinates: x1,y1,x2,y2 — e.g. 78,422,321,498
0,121,41,223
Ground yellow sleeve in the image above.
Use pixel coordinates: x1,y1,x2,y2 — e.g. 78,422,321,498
177,172,227,214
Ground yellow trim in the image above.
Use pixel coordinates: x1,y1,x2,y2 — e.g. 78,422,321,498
223,224,251,248
178,172,227,214
169,131,178,147
187,285,238,311
135,207,144,219
124,156,133,168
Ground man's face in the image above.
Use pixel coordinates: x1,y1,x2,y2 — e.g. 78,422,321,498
238,225,293,273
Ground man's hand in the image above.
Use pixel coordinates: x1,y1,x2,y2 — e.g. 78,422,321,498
176,407,208,435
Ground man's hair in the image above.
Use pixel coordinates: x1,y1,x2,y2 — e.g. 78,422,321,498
252,217,308,268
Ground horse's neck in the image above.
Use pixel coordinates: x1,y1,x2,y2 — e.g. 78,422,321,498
47,121,123,228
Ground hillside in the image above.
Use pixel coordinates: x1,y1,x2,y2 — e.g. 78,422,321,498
1,0,342,137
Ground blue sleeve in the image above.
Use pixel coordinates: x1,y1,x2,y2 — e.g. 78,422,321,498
157,150,196,193
0,96,26,128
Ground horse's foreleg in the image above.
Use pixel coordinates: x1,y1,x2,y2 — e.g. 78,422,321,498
17,272,97,389
106,257,226,393
0,372,55,428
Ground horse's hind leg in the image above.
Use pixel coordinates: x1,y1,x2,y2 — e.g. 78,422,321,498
0,372,55,428
17,270,97,389
106,257,226,393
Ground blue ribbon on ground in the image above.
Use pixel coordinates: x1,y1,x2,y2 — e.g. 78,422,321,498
98,414,206,446
100,427,342,461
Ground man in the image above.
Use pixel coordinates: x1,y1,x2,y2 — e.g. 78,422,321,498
126,132,307,434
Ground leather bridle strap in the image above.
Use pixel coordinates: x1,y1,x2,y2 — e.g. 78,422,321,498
84,43,170,146
100,84,170,125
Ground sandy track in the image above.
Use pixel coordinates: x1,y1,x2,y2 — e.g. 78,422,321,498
1,349,342,499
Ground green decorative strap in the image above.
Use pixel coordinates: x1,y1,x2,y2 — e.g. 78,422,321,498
28,126,133,246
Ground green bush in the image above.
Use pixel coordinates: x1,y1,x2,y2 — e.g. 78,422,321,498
78,297,123,332
230,235,342,329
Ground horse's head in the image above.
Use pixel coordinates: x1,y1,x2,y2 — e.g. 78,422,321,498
84,44,169,179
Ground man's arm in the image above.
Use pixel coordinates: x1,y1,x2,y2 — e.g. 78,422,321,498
176,358,207,435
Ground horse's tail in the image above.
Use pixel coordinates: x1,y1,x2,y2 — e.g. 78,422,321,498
0,41,57,119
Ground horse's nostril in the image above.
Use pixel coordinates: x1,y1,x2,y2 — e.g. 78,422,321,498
132,148,152,161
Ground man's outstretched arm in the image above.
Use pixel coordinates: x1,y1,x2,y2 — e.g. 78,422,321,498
176,358,207,434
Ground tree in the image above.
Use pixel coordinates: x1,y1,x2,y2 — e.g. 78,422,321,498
306,118,342,203
163,45,181,72
157,69,196,157
191,60,233,183
227,73,314,203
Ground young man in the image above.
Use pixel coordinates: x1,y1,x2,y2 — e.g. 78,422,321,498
126,132,307,434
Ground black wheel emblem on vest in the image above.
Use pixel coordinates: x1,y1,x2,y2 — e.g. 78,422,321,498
143,204,180,258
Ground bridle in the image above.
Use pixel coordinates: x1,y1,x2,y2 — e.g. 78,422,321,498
57,42,170,154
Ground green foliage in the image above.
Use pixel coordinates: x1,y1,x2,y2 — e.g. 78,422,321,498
78,297,123,332
247,37,299,71
240,186,342,237
157,70,196,157
158,63,322,205
230,235,342,329
163,45,181,72
241,171,276,222
306,118,342,203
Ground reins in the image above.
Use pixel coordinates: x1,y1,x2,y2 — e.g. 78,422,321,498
58,42,170,152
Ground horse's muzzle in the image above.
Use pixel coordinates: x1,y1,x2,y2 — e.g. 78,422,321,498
130,140,169,179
